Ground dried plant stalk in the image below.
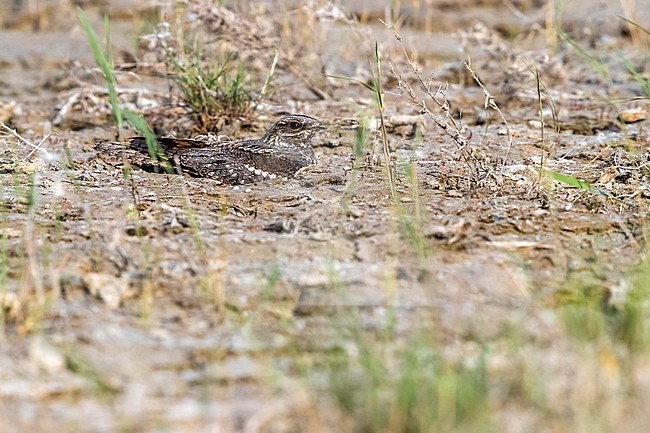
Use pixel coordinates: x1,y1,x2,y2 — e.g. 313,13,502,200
382,20,484,182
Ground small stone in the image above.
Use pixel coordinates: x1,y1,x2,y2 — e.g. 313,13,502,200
84,273,131,309
345,206,364,218
618,107,647,124
0,228,22,238
29,337,65,373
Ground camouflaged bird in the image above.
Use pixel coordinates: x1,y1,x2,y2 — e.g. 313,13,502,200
95,114,323,184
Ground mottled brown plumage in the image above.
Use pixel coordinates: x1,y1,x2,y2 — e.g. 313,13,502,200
95,114,323,184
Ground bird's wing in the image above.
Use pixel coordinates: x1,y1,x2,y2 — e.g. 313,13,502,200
225,139,276,154
177,148,262,183
128,137,212,153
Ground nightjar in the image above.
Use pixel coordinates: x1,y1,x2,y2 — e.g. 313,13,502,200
95,114,323,184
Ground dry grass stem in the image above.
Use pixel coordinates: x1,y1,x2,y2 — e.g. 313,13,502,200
463,59,514,167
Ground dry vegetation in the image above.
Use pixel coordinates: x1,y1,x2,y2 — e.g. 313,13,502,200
1,0,650,432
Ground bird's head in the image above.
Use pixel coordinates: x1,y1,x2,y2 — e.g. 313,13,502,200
262,114,324,148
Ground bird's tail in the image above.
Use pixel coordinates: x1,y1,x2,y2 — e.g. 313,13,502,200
94,139,174,174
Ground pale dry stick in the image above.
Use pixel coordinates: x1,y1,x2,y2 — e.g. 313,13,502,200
464,59,514,168
557,137,588,161
255,49,279,107
0,122,54,161
24,133,53,161
501,0,532,22
545,0,559,51
52,91,81,125
52,86,167,126
619,0,645,49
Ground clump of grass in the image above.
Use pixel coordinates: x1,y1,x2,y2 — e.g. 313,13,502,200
144,2,283,135
558,17,649,98
555,260,650,352
324,333,493,433
77,9,122,133
0,171,52,334
164,41,256,133
331,40,430,257
396,130,429,261
261,260,282,301
64,348,119,399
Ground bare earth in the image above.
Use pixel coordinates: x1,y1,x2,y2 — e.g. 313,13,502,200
1,1,650,432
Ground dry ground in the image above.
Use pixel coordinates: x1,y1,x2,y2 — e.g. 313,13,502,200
1,1,650,432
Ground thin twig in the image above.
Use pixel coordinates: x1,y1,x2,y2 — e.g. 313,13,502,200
0,122,54,160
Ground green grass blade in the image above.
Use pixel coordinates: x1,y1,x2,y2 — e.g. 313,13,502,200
122,109,172,174
76,7,123,130
373,42,383,110
541,169,609,196
558,31,609,79
617,15,650,36
320,73,375,92
618,52,650,97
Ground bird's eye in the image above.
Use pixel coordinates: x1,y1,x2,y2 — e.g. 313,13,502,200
288,121,302,130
